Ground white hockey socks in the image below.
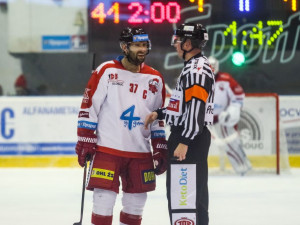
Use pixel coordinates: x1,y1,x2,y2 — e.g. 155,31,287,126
91,188,117,225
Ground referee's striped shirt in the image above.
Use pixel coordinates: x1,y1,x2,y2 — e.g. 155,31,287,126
156,53,215,145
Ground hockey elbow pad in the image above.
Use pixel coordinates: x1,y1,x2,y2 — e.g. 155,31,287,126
152,138,168,175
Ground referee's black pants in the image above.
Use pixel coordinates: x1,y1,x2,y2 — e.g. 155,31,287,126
166,126,211,225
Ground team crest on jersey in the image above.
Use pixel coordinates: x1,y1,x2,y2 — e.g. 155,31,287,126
148,78,159,94
82,88,91,103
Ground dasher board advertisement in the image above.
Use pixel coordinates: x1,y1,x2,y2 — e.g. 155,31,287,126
0,96,81,155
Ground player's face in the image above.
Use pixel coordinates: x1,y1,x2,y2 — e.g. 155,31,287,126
128,41,148,65
173,38,184,58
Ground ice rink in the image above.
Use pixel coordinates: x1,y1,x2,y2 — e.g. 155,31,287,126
1,168,300,225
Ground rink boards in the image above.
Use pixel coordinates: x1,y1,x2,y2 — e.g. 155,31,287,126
0,96,299,168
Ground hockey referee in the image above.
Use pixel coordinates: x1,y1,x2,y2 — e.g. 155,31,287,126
144,23,215,225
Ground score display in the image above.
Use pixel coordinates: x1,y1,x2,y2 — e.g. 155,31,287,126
90,1,181,24
88,0,300,94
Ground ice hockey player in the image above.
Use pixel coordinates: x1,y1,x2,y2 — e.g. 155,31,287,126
208,56,252,175
75,27,168,225
145,23,215,225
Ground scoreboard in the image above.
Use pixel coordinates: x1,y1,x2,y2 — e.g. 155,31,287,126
88,0,300,94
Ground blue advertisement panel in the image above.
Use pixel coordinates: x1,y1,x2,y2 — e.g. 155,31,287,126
42,36,71,50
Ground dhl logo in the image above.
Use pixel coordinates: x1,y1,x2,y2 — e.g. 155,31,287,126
91,168,115,180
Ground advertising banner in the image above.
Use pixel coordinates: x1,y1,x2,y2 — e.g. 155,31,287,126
279,96,300,154
0,96,81,155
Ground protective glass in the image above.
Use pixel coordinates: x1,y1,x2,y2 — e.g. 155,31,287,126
171,35,182,46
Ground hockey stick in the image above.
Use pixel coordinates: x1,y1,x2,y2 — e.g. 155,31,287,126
73,53,96,225
73,158,88,225
92,52,96,72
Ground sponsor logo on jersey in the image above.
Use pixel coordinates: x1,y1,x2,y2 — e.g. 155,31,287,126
174,217,195,225
156,143,167,150
142,169,155,184
148,78,159,94
91,168,115,180
158,121,164,127
78,111,89,118
206,105,213,114
82,88,91,104
109,80,124,86
193,59,199,70
77,120,97,130
167,98,180,112
108,73,124,86
234,85,243,93
218,83,224,91
151,130,166,139
120,105,144,130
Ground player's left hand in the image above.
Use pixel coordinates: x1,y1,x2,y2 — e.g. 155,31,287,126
173,143,188,161
152,138,168,175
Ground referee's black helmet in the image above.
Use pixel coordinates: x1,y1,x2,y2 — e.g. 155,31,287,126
171,23,208,49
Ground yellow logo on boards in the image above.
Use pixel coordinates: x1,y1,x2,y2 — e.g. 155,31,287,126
91,168,115,180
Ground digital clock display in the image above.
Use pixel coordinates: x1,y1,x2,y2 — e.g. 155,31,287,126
88,0,300,94
90,1,181,24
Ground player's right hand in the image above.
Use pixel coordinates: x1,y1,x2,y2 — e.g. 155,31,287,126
75,133,97,167
144,112,158,130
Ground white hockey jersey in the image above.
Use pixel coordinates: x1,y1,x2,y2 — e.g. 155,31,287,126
78,57,166,158
213,72,245,116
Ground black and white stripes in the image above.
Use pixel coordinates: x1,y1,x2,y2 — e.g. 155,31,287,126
158,53,215,144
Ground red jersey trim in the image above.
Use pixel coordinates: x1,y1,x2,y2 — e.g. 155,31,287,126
97,145,152,158
216,72,244,95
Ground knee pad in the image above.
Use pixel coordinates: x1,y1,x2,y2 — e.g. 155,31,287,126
93,188,117,216
121,192,147,215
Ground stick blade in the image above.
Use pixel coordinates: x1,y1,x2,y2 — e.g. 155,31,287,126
73,222,81,225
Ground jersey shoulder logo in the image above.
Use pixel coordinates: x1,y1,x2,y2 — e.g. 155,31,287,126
148,78,159,94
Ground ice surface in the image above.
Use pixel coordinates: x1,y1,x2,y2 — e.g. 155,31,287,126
0,168,300,225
